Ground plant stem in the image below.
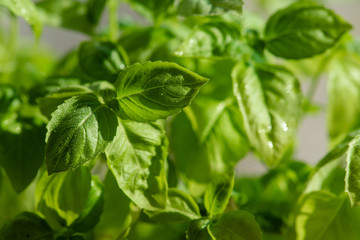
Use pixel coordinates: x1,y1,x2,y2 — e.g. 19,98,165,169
108,0,119,42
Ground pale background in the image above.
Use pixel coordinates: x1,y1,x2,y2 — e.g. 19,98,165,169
17,0,360,174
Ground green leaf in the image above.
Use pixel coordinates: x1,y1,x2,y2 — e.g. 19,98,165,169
345,135,360,207
36,0,105,35
145,188,201,222
232,63,302,167
295,191,360,240
112,61,208,122
178,0,243,16
264,2,351,59
0,212,53,240
208,210,262,240
176,18,241,58
35,167,92,227
78,41,128,82
0,85,21,116
0,0,42,37
204,172,235,216
187,219,212,240
70,176,104,232
0,121,45,193
327,53,360,146
45,94,118,174
94,171,137,240
170,97,248,195
124,0,174,21
106,120,168,211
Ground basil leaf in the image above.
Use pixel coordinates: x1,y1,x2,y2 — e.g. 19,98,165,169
345,135,360,207
45,95,118,174
176,19,241,58
295,191,360,240
70,176,104,232
208,210,262,240
170,98,248,195
264,2,351,59
187,219,212,240
178,0,243,16
35,167,92,227
106,120,168,211
204,172,235,216
145,188,201,222
232,63,302,167
112,61,208,122
94,171,136,240
0,0,42,37
0,85,21,116
78,41,128,82
0,212,53,240
124,0,174,21
327,53,360,146
36,0,105,35
0,122,45,193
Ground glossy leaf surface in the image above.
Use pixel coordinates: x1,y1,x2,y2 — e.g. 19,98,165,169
265,2,351,59
113,61,208,122
232,63,302,167
106,120,168,211
345,135,360,207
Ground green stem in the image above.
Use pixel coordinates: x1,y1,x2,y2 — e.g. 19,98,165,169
108,0,119,42
306,57,330,102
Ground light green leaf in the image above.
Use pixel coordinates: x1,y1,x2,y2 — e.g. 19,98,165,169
45,95,118,174
187,219,212,240
295,191,360,240
208,210,262,240
0,212,53,240
264,2,351,59
345,135,360,207
232,63,302,167
0,0,42,37
124,0,174,21
176,19,241,58
35,167,92,227
105,120,168,211
178,0,243,16
145,188,201,222
70,176,104,232
170,97,248,195
327,53,360,146
204,172,235,216
94,171,137,240
112,61,208,122
78,41,128,82
0,121,45,193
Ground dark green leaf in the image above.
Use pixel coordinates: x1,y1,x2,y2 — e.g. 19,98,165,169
94,171,136,240
294,191,360,240
145,188,201,222
0,0,42,37
35,167,92,227
345,135,360,207
0,85,21,115
70,176,104,232
112,61,208,122
178,0,243,16
0,212,53,240
264,2,351,59
78,41,128,82
208,210,262,240
106,120,168,211
232,63,302,167
187,219,212,240
36,0,103,35
170,97,248,195
204,172,234,216
327,53,360,146
45,95,118,174
0,121,45,193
